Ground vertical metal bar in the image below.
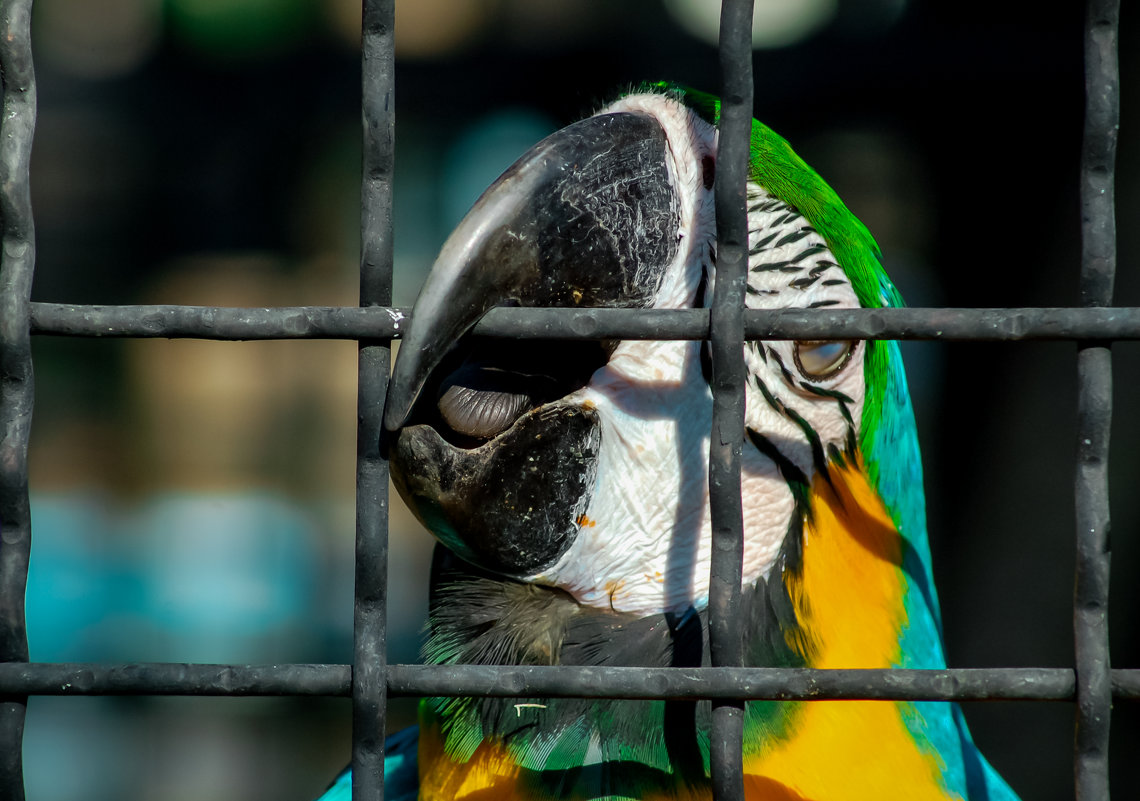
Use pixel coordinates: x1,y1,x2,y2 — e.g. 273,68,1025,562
0,2,36,799
707,2,753,800
353,0,395,799
1074,0,1118,799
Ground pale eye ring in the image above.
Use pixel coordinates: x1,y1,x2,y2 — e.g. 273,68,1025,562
793,340,855,380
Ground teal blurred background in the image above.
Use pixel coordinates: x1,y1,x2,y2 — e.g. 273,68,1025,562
21,0,1139,799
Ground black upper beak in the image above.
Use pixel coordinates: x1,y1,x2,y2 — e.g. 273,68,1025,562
383,110,680,432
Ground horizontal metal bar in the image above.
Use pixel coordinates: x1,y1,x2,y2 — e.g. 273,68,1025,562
0,663,351,696
0,1,38,798
29,302,405,340
27,303,1140,342
256,665,1140,702
2,663,1138,702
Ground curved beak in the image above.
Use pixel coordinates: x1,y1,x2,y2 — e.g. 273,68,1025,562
383,110,680,432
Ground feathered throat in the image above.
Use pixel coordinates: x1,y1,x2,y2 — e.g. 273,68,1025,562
414,460,955,800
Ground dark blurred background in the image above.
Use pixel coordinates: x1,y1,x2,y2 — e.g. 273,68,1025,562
20,0,1138,799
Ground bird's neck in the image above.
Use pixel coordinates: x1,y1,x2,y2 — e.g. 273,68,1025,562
416,460,943,800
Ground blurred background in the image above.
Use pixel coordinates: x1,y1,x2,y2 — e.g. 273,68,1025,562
18,0,1139,799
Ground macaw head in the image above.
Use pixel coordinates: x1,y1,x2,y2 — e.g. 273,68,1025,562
376,87,1021,801
384,86,918,621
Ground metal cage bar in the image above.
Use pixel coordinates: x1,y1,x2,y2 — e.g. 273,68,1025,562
0,1,1134,800
3,662,1138,702
26,303,1140,342
353,1,396,800
1074,0,1119,798
707,1,755,799
0,1,36,800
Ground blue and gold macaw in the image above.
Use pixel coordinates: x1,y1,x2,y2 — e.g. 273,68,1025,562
318,84,1019,801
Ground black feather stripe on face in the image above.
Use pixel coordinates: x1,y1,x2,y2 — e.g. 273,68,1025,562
748,371,835,481
749,346,858,478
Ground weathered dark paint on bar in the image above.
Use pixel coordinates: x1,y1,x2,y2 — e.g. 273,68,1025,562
0,2,36,799
353,1,396,800
1074,0,1118,799
708,1,754,799
4,662,1138,702
28,302,1140,342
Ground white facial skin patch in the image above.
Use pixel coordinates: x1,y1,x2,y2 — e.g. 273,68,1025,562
530,94,865,616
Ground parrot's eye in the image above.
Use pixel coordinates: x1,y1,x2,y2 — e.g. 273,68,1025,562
793,340,854,380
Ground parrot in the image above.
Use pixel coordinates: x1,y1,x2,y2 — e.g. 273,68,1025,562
316,83,1019,801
